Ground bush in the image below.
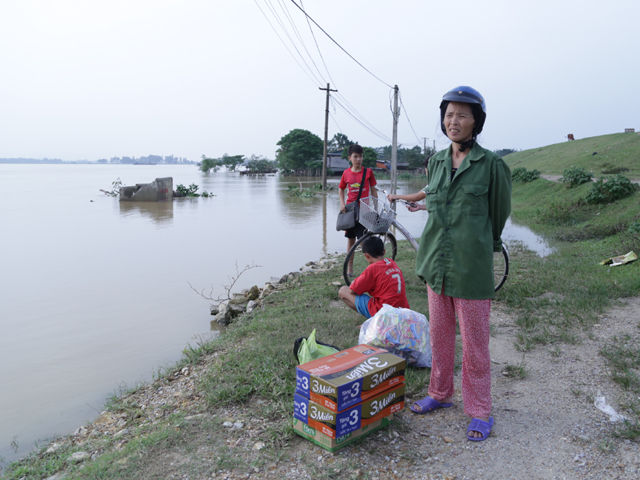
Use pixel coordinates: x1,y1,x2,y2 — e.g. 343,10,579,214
512,167,541,183
585,175,639,204
560,167,593,187
176,183,200,196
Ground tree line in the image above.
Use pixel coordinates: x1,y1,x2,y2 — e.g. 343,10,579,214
198,128,519,176
108,155,195,164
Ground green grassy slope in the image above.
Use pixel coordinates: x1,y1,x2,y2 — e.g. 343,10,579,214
504,132,640,177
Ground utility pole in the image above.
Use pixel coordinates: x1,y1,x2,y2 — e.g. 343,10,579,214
319,83,337,190
423,137,427,155
390,85,399,201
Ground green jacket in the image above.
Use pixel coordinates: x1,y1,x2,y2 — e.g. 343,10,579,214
416,143,512,299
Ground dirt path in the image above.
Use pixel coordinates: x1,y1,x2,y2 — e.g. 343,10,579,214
268,298,640,480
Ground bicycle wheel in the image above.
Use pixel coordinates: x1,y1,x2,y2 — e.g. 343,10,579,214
493,245,510,292
343,232,397,286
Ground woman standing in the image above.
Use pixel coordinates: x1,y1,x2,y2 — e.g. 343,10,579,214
389,86,511,441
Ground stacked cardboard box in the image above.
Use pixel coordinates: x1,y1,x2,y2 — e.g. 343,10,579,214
294,344,406,452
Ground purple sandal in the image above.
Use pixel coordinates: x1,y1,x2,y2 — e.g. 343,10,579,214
467,417,494,442
409,396,454,414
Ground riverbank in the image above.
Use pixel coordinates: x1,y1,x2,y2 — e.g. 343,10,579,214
4,257,640,478
3,176,640,479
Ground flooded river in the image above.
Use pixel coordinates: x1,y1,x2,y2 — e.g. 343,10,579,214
0,164,550,464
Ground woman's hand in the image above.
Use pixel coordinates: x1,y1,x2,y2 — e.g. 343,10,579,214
407,203,425,213
340,204,346,213
387,194,398,203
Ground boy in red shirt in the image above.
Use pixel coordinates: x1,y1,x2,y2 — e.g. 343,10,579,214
338,144,378,276
338,236,410,318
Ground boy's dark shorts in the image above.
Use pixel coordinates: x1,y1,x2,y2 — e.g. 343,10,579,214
344,222,366,239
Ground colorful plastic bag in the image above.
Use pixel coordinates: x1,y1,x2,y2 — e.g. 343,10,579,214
294,329,340,365
358,304,431,367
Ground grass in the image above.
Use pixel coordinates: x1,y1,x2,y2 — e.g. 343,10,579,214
504,132,640,177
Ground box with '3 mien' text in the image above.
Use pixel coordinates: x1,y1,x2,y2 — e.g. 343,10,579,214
295,344,405,413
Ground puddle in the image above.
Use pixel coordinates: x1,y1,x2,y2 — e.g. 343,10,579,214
502,217,554,257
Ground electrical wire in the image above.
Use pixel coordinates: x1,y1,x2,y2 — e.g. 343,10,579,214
399,92,423,146
299,0,336,87
263,0,324,86
289,0,393,89
332,96,391,142
275,0,328,85
252,0,321,87
254,0,394,145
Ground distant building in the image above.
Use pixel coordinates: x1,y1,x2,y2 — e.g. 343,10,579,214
327,149,350,174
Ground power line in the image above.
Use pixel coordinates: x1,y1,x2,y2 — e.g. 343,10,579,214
263,0,324,85
289,0,393,89
275,0,328,85
399,92,422,145
299,0,336,87
331,96,391,142
252,0,321,87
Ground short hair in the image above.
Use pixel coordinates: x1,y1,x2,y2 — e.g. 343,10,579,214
362,235,385,257
348,144,364,157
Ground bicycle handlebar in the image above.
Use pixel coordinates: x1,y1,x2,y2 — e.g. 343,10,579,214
373,186,418,208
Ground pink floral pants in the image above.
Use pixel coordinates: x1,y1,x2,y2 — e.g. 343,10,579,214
427,285,492,418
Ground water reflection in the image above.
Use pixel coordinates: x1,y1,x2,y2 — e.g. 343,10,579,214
119,201,174,224
503,217,554,257
275,178,326,228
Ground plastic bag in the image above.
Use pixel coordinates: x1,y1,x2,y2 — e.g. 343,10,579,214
594,391,627,423
294,329,340,365
359,304,431,367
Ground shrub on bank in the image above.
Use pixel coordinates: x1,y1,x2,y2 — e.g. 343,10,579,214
560,167,593,187
512,167,541,183
585,174,639,204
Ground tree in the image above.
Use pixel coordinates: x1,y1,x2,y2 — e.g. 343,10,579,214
220,154,245,172
362,147,378,168
200,155,220,173
276,129,323,174
329,132,355,152
246,158,277,173
403,146,425,168
199,154,245,173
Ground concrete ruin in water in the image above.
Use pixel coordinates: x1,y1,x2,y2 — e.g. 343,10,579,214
119,177,173,202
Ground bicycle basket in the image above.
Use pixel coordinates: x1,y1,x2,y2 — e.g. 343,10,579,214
359,196,397,233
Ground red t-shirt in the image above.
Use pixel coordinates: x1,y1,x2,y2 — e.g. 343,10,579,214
349,258,409,316
339,168,377,204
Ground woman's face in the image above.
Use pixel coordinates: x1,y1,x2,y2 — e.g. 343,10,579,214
444,102,475,143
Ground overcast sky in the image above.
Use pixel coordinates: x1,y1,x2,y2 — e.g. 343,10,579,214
1,0,638,161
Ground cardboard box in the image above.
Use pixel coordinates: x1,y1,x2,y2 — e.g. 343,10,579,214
295,344,405,412
293,414,393,453
294,383,404,438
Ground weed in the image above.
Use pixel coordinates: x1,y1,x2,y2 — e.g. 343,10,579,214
598,439,616,453
613,418,640,441
103,177,123,196
570,388,582,396
548,345,562,357
502,356,529,379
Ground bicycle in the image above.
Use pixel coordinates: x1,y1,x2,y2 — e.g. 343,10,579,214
342,189,509,292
